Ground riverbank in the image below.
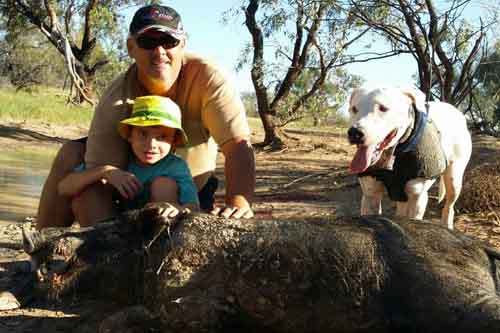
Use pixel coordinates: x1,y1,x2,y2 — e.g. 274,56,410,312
0,121,88,148
0,121,88,226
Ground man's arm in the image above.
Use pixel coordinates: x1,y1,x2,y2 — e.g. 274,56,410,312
218,136,255,218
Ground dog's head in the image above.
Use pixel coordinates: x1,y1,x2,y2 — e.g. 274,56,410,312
347,87,425,173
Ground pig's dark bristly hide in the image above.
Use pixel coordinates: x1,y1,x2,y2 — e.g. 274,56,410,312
5,203,500,333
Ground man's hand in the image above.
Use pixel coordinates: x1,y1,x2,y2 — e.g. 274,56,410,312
211,194,254,219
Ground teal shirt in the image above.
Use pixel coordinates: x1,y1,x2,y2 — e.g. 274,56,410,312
125,154,199,209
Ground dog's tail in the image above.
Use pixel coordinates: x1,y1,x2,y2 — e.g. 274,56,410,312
438,176,446,203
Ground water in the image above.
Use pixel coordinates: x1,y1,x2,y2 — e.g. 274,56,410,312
0,146,57,226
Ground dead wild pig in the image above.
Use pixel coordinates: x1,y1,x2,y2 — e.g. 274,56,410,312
14,203,500,332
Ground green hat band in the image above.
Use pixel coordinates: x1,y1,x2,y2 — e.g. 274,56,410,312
131,110,181,127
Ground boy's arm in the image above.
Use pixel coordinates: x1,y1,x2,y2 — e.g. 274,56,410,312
173,162,200,212
58,165,118,197
58,165,142,199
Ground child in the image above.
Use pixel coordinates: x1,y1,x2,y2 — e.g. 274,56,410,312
58,96,199,218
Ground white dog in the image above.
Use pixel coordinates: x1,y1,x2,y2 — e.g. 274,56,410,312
347,87,472,229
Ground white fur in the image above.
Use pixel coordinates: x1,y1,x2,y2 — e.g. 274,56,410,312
348,87,472,229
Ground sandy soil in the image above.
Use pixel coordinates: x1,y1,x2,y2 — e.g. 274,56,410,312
1,120,499,331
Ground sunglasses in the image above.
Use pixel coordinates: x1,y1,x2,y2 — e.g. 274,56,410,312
136,34,180,50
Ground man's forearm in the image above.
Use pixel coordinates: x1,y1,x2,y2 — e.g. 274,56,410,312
222,138,255,207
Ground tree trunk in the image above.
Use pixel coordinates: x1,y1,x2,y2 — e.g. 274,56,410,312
258,111,285,148
74,63,95,104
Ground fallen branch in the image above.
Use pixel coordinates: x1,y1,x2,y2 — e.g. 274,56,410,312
282,168,347,188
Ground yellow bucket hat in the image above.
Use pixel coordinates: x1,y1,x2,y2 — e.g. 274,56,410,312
117,96,188,145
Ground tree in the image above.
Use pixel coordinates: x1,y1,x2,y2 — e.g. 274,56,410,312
228,0,401,148
284,67,362,126
346,0,498,105
0,0,136,104
468,41,500,135
0,27,70,91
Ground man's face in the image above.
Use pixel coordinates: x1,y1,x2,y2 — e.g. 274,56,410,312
128,31,185,94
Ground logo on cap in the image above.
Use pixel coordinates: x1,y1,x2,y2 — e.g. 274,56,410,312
129,4,184,38
148,7,173,21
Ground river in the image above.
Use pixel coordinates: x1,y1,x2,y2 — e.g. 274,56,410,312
0,146,56,226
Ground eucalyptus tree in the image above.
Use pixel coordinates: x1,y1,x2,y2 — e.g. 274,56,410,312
226,0,400,148
286,67,362,126
346,0,499,105
468,41,500,135
0,31,66,91
0,0,139,104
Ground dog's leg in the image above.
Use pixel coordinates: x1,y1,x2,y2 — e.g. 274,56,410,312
359,176,384,215
405,179,436,220
395,202,408,217
441,161,467,230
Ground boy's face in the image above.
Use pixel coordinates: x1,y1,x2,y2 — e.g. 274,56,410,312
128,126,177,166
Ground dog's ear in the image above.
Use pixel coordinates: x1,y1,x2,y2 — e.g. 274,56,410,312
401,87,425,106
349,88,364,107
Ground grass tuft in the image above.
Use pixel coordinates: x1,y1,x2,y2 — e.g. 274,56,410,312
0,87,94,127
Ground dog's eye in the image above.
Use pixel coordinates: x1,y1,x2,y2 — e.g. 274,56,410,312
351,106,358,114
379,105,389,112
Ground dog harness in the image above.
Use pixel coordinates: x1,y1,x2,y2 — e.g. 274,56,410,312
359,103,447,202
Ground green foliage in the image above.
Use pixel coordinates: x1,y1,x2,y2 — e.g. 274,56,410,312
472,41,500,134
0,31,67,90
275,68,362,126
0,0,145,102
91,56,130,97
231,0,360,81
0,87,94,127
241,91,258,117
90,6,119,38
260,3,288,37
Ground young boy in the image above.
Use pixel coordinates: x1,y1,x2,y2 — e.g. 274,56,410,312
58,96,199,218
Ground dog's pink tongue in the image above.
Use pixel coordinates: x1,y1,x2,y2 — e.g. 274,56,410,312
350,145,376,174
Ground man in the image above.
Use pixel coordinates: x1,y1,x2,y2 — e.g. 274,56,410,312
36,4,255,229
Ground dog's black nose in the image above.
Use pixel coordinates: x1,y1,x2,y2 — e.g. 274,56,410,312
348,127,365,144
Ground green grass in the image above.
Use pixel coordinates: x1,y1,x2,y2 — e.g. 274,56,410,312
0,87,348,134
247,116,263,132
0,87,94,127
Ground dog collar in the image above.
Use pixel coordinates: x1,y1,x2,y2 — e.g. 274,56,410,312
394,103,428,154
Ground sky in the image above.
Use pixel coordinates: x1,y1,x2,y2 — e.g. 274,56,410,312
125,1,496,94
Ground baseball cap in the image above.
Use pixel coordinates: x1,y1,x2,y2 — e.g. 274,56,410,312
129,4,185,39
118,96,188,145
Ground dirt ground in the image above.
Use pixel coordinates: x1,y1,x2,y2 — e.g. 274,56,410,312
247,127,500,247
1,120,500,331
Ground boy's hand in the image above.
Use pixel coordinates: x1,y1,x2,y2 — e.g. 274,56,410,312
103,167,142,200
157,202,181,218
